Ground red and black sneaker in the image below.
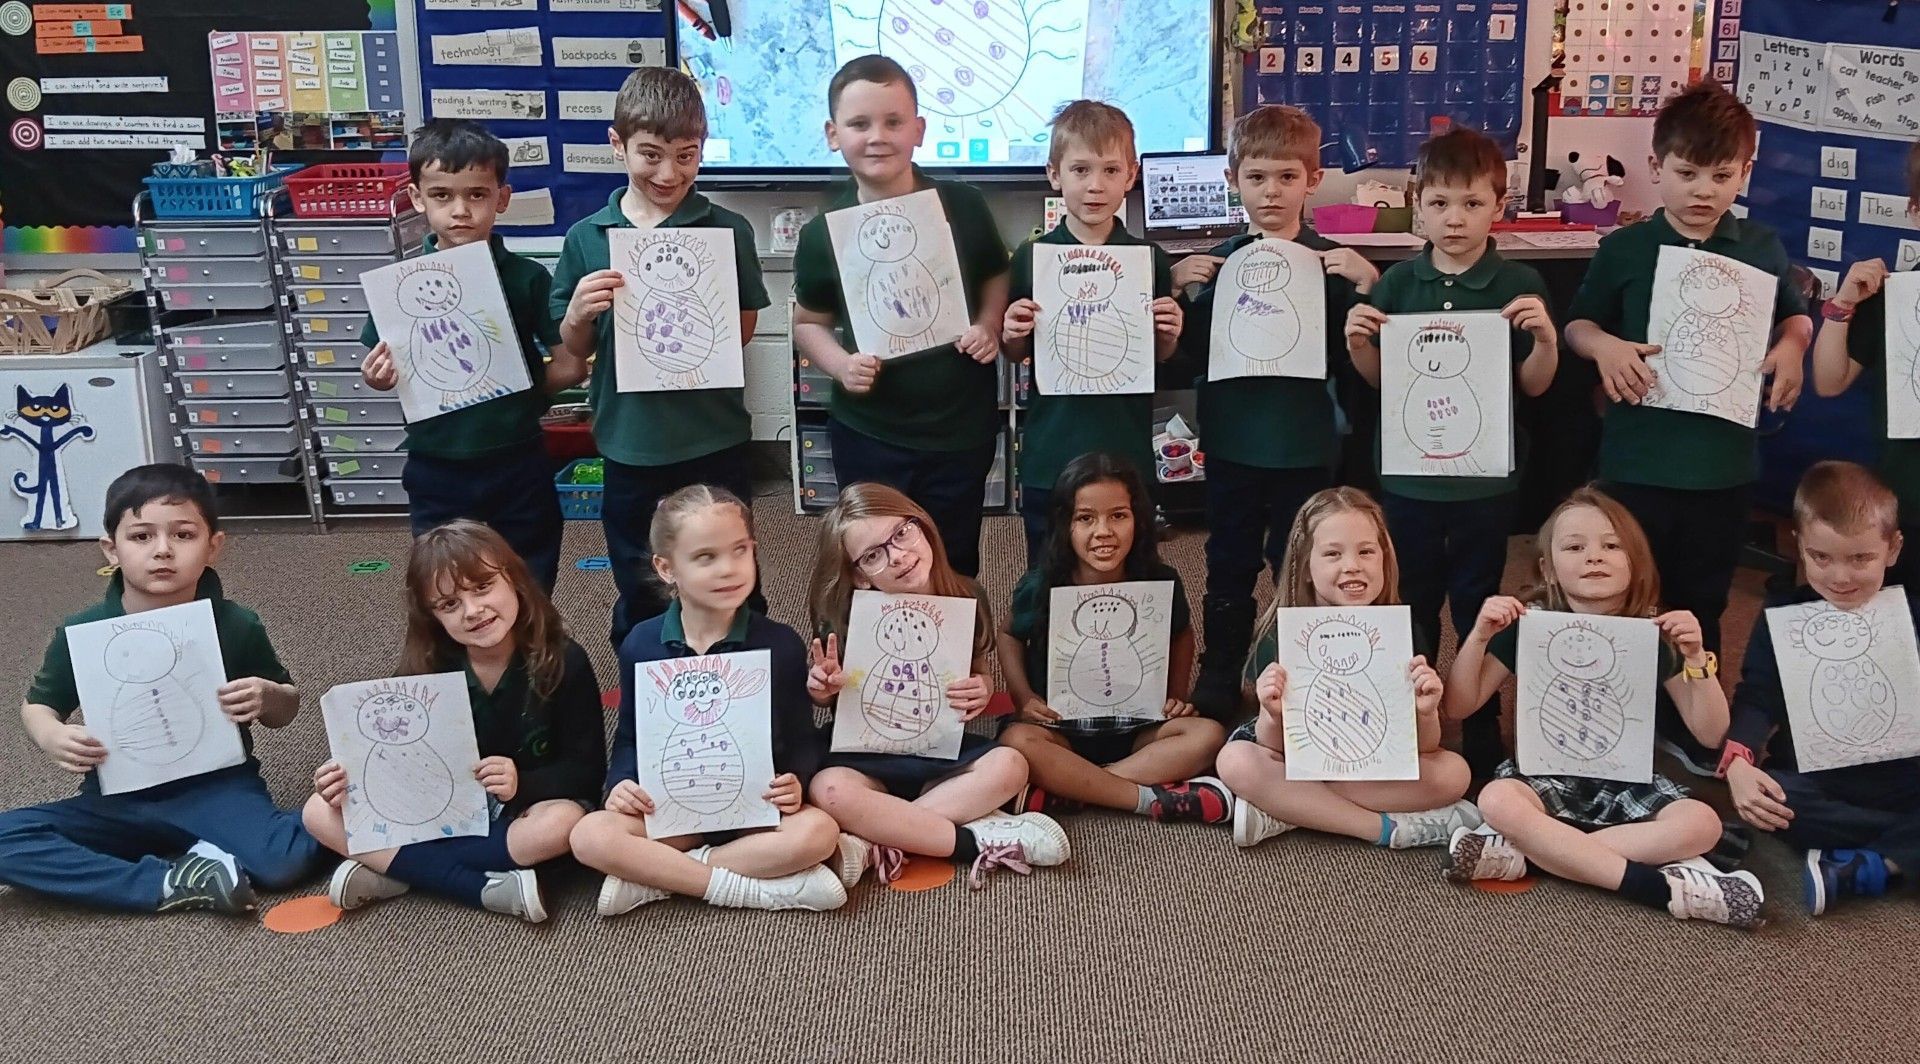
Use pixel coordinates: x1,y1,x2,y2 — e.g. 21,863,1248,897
1003,784,1085,816
1148,776,1233,824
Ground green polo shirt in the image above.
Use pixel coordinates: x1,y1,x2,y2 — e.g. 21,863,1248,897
1843,292,1920,522
28,569,290,781
1367,241,1548,502
1568,209,1807,490
1007,566,1191,693
1010,222,1174,488
792,168,1010,451
1183,228,1359,469
357,234,561,461
550,188,771,467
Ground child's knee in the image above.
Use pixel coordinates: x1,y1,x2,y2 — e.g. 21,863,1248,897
569,810,626,866
976,746,1029,791
1213,739,1264,789
1169,716,1228,750
1420,749,1472,803
298,793,333,836
247,834,322,890
785,806,842,863
807,767,866,811
1476,779,1537,830
1666,798,1723,852
997,722,1050,754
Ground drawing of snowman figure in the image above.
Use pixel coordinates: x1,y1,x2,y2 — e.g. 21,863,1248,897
101,624,204,766
1795,609,1896,747
396,262,510,412
1045,249,1140,393
1293,617,1388,762
1903,292,1920,406
860,601,944,741
1066,592,1145,708
357,688,455,827
858,210,942,354
1660,258,1744,397
1535,622,1629,760
649,658,767,814
1225,245,1303,367
625,236,722,389
1400,321,1484,474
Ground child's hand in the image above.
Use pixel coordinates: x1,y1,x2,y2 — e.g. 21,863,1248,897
1344,304,1388,351
1501,295,1557,347
1727,758,1794,831
1472,595,1527,641
1151,296,1184,340
1170,254,1224,290
948,674,992,721
957,324,999,364
41,723,106,774
475,756,518,802
1017,696,1060,724
1836,258,1889,307
807,635,846,704
1763,343,1804,412
836,353,882,394
1593,334,1661,404
1655,610,1707,663
216,677,273,724
1002,298,1040,343
1164,698,1196,718
1321,248,1380,290
314,759,348,808
361,342,398,391
763,772,803,814
1409,655,1444,718
564,269,624,330
606,779,654,817
1255,663,1288,719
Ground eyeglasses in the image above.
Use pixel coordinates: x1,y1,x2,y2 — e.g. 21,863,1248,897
854,517,924,576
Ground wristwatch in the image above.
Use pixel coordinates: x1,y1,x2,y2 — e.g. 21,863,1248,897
1683,650,1718,680
1823,299,1857,323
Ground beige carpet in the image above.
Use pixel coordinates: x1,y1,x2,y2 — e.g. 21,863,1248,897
0,495,1908,1063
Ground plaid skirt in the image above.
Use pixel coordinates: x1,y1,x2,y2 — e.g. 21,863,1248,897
1494,759,1690,830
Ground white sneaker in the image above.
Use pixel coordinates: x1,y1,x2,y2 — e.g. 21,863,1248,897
705,865,848,911
597,874,670,918
327,859,409,911
833,833,869,888
479,868,548,923
1232,797,1296,849
1388,799,1486,850
1445,826,1526,882
965,812,1070,867
1661,857,1766,929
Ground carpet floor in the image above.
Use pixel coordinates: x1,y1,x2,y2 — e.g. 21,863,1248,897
0,496,1906,1063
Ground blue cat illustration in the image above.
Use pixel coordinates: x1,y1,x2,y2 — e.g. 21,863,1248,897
2,384,95,531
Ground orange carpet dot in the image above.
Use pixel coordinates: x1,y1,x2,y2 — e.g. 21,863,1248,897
888,856,956,893
262,895,344,933
1472,875,1538,894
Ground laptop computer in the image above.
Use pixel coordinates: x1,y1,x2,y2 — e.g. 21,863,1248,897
1136,151,1246,255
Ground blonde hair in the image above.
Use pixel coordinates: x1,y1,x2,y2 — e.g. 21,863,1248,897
403,520,569,698
1251,487,1402,654
1793,460,1899,541
648,483,757,601
1227,105,1321,171
806,482,992,656
1048,99,1136,167
1529,486,1662,618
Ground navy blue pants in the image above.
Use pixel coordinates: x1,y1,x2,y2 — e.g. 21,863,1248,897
1380,491,1517,662
602,444,762,651
1205,459,1331,601
403,446,563,592
1774,768,1920,872
1601,481,1752,656
0,766,319,911
828,419,997,579
1019,484,1052,570
383,813,521,908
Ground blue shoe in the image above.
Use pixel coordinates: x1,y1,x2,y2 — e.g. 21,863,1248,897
1803,849,1889,916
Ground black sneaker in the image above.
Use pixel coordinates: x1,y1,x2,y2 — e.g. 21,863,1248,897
1804,849,1891,916
1147,777,1233,824
158,851,258,916
1003,784,1083,816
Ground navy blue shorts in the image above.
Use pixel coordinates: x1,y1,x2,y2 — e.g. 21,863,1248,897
819,729,999,799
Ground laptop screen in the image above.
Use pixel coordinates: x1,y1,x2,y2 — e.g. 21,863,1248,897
1140,152,1244,233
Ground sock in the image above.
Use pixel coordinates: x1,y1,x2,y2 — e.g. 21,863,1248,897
1134,786,1157,815
702,867,753,908
1376,814,1395,847
1618,860,1673,910
951,826,981,865
186,840,240,879
385,821,517,909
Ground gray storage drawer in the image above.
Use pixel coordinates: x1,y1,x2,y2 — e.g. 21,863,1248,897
163,318,281,348
295,312,369,340
324,451,407,480
157,282,276,312
175,371,292,400
310,398,405,427
182,425,301,457
303,372,385,401
291,284,370,313
329,479,408,507
144,227,269,259
799,427,833,458
283,254,393,283
299,341,368,370
193,455,302,485
178,396,296,428
168,343,284,372
318,425,408,453
150,256,273,287
280,224,409,257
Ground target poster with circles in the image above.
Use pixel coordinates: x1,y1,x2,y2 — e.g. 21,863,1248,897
1379,310,1514,478
831,590,975,759
824,188,970,360
633,650,780,839
1643,246,1775,428
1031,244,1153,396
1207,238,1328,382
609,227,744,393
361,241,534,424
1768,587,1920,772
1515,611,1659,783
322,673,488,855
1045,580,1174,721
66,599,243,796
1275,606,1419,781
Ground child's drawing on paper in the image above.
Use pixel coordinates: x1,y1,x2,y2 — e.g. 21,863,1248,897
1379,311,1512,478
610,227,744,393
362,240,534,424
1515,611,1658,782
1644,245,1772,427
1768,587,1920,772
1046,580,1173,720
824,189,971,359
1034,244,1152,395
1276,605,1418,780
2,383,94,532
1208,239,1327,381
321,673,490,853
1883,270,1920,438
635,650,780,837
831,590,975,758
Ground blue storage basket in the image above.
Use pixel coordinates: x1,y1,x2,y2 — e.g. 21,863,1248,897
143,164,304,219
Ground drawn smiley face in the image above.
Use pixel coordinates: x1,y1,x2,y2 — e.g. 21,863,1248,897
397,267,463,317
1409,325,1471,378
1677,260,1742,317
1801,610,1873,663
101,626,178,685
1054,255,1120,304
633,239,699,294
1547,625,1617,681
1072,593,1139,640
877,604,937,659
1307,619,1374,675
856,212,917,263
358,690,430,746
666,668,728,725
1236,247,1291,293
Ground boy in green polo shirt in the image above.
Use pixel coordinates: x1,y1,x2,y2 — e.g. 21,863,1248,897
1172,105,1380,720
1565,82,1812,773
1344,127,1560,774
550,67,772,650
0,464,319,915
360,119,587,592
791,54,1011,578
1000,100,1183,568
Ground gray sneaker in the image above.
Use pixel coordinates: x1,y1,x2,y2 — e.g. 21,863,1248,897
480,868,548,923
1445,826,1526,882
1661,857,1765,929
1231,797,1295,849
1388,799,1485,849
157,847,257,916
327,859,409,911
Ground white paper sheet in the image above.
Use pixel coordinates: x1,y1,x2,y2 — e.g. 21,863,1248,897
1515,611,1660,783
1643,246,1774,427
66,600,244,796
1885,270,1920,439
609,227,744,392
430,27,543,66
429,88,546,121
552,36,665,67
1044,580,1174,720
1031,244,1154,395
1767,587,1920,772
824,188,971,359
1273,606,1419,780
634,650,781,837
1207,238,1328,381
362,240,534,424
494,187,555,229
1379,310,1514,478
321,673,490,855
831,590,976,758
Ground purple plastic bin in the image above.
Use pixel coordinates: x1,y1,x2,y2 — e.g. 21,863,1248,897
1561,201,1622,227
1313,204,1380,234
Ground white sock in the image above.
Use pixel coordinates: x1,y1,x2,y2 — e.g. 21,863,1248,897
1133,786,1156,815
187,840,240,880
702,867,754,908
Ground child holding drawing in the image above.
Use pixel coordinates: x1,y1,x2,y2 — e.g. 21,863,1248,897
303,521,603,923
569,485,847,918
1213,487,1478,850
1443,487,1764,928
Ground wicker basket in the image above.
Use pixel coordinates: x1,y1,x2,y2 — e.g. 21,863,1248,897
0,269,135,355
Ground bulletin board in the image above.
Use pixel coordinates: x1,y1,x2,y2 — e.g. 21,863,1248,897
1732,0,1920,293
1548,0,1707,117
1240,1,1528,169
411,0,669,237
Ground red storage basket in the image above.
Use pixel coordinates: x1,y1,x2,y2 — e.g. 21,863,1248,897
284,163,410,218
